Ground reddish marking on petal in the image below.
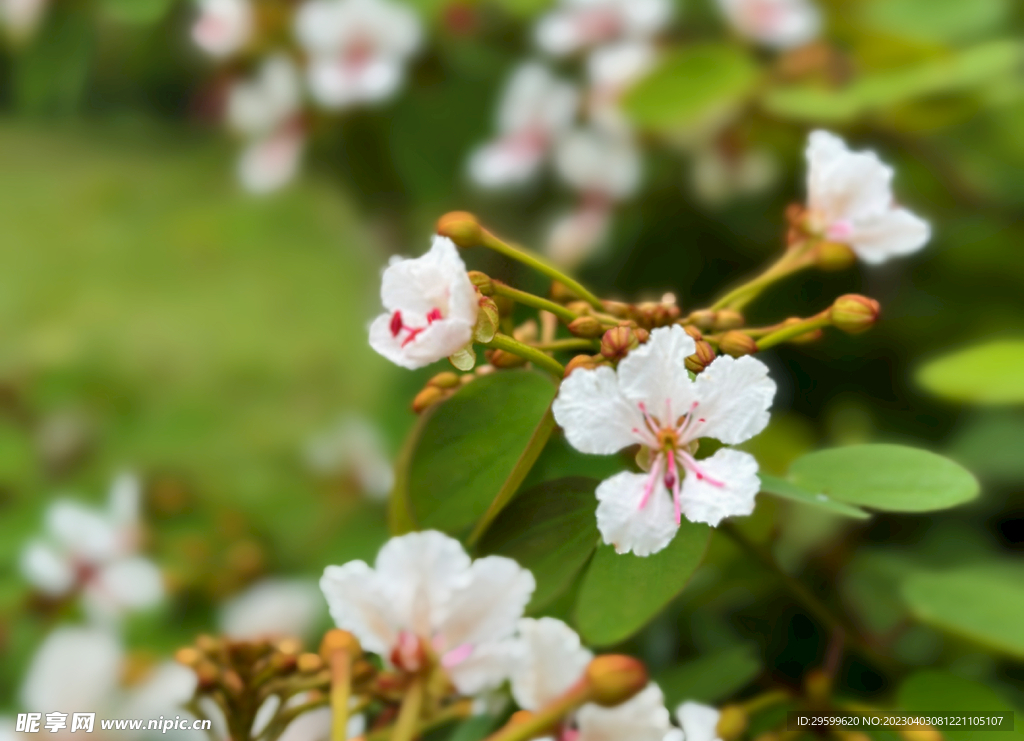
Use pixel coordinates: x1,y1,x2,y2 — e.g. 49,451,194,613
401,327,425,347
426,308,443,323
390,311,404,337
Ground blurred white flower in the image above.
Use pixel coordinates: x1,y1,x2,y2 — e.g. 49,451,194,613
691,145,779,206
21,627,123,717
716,0,820,49
192,0,253,59
368,235,480,370
469,63,579,188
219,578,325,641
552,325,776,556
20,473,164,623
227,55,306,193
294,0,421,109
586,41,657,130
545,199,613,269
304,415,394,499
0,0,48,40
274,706,364,741
805,130,931,264
535,0,672,57
320,531,535,695
675,702,722,741
510,617,673,741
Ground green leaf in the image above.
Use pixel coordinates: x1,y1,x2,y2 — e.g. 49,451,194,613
404,371,556,534
898,671,1024,739
13,5,95,115
902,563,1024,658
655,643,762,708
948,411,1024,482
574,520,711,646
764,41,1024,123
788,444,979,512
859,0,1011,45
758,473,871,519
624,44,760,130
917,339,1024,404
100,0,174,24
477,477,599,612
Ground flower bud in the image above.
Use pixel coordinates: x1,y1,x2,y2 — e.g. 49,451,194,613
175,647,202,668
719,331,758,358
412,385,447,414
780,317,822,344
320,629,362,663
567,301,593,316
689,310,717,330
685,340,716,374
564,354,599,377
487,349,527,369
194,660,220,691
297,652,324,673
467,270,494,295
568,316,604,339
602,300,632,318
600,326,640,361
683,325,703,341
585,655,648,707
830,294,880,334
221,669,244,697
814,241,856,271
713,310,745,331
436,211,482,248
513,319,538,344
428,371,461,389
716,705,749,741
550,282,579,303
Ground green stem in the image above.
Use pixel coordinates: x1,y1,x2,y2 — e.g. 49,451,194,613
482,679,594,741
710,241,818,312
492,283,580,324
486,334,565,378
755,313,830,351
531,338,601,352
467,406,557,548
480,231,605,312
366,700,473,741
330,649,351,741
390,676,424,741
719,523,899,674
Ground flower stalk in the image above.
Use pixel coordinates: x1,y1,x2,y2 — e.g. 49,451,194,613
390,676,425,741
491,281,581,324
710,239,820,312
755,312,831,350
485,334,565,377
481,678,595,741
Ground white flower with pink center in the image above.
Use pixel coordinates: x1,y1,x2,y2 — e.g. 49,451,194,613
320,531,535,696
510,617,673,741
192,0,253,59
469,63,579,188
294,0,421,110
805,130,931,264
227,55,306,194
368,235,480,370
716,0,820,50
535,0,673,58
19,474,165,623
552,325,775,556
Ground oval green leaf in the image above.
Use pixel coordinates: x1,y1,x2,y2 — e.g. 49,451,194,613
404,370,556,534
788,444,979,512
624,44,760,130
574,520,711,646
898,670,1023,740
655,643,762,708
758,473,871,519
477,477,600,612
902,563,1024,659
917,339,1024,404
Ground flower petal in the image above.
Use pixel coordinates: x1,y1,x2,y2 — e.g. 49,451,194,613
691,355,775,445
93,557,165,612
446,640,518,696
440,556,535,648
374,530,472,639
553,366,646,455
806,130,892,223
510,617,592,710
596,471,680,556
320,561,397,655
679,448,759,527
850,207,930,264
21,627,122,713
676,701,722,741
47,499,120,562
220,578,325,640
577,684,672,741
616,325,698,423
20,541,75,596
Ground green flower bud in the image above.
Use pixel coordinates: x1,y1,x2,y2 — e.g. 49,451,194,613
830,294,880,334
713,310,745,331
436,211,482,248
468,270,494,295
814,241,857,271
585,655,648,707
568,316,604,339
719,330,758,358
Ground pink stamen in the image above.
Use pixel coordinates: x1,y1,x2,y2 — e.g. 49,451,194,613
391,307,444,347
666,450,681,525
441,643,475,668
677,450,726,488
638,401,661,435
426,308,443,323
638,454,663,511
390,311,403,337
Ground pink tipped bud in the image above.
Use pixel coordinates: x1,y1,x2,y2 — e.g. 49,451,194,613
830,294,880,334
436,211,482,248
600,326,641,361
585,655,648,707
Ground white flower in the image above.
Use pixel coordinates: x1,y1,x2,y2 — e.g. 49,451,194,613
691,145,778,206
805,130,931,264
469,63,579,188
294,0,421,109
21,627,123,715
320,531,535,695
368,235,480,370
1,0,47,40
510,618,672,741
20,474,164,622
675,702,722,741
304,415,394,499
227,55,306,194
586,41,657,130
535,0,673,57
716,0,820,49
552,325,775,556
192,0,253,59
545,200,612,269
220,579,325,641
